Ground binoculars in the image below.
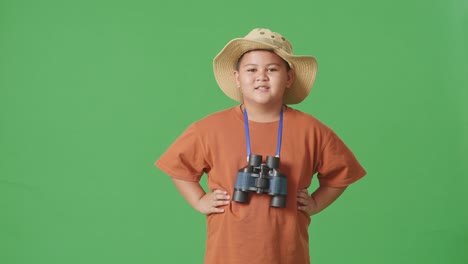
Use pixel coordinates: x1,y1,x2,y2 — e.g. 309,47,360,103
232,154,287,208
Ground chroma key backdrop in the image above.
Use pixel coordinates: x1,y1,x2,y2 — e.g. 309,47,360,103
1,0,467,263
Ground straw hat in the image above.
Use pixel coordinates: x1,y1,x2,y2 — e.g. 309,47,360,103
213,28,318,104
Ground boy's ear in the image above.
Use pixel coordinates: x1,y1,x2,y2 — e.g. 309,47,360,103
286,69,295,89
234,71,241,88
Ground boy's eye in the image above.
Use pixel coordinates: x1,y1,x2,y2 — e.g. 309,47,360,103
267,68,278,72
247,68,256,72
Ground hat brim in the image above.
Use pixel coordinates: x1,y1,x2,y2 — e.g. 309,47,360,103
213,38,318,104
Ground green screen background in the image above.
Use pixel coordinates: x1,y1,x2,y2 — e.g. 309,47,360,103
1,0,467,263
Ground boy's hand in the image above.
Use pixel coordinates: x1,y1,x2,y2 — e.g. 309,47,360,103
195,189,230,215
297,189,318,215
297,186,347,216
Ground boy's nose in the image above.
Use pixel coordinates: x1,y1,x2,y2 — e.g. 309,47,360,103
256,71,269,81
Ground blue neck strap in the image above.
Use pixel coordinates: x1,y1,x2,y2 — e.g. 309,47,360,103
243,106,284,161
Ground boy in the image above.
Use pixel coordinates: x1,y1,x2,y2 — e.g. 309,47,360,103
155,28,366,264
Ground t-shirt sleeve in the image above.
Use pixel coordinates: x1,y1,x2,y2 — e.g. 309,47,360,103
155,123,209,182
316,130,366,187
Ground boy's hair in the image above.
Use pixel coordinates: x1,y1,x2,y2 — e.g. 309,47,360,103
235,49,292,72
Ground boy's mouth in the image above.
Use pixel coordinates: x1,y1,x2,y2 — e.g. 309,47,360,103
255,86,270,91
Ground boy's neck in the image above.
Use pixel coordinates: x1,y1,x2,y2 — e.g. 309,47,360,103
241,103,285,123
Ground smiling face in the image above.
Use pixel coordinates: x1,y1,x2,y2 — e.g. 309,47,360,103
234,50,295,109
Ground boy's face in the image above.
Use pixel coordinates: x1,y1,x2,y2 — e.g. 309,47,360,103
234,50,294,107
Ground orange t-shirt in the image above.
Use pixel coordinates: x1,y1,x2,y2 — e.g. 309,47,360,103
155,106,366,264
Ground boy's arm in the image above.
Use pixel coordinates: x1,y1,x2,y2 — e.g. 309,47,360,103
297,186,347,215
171,178,230,215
